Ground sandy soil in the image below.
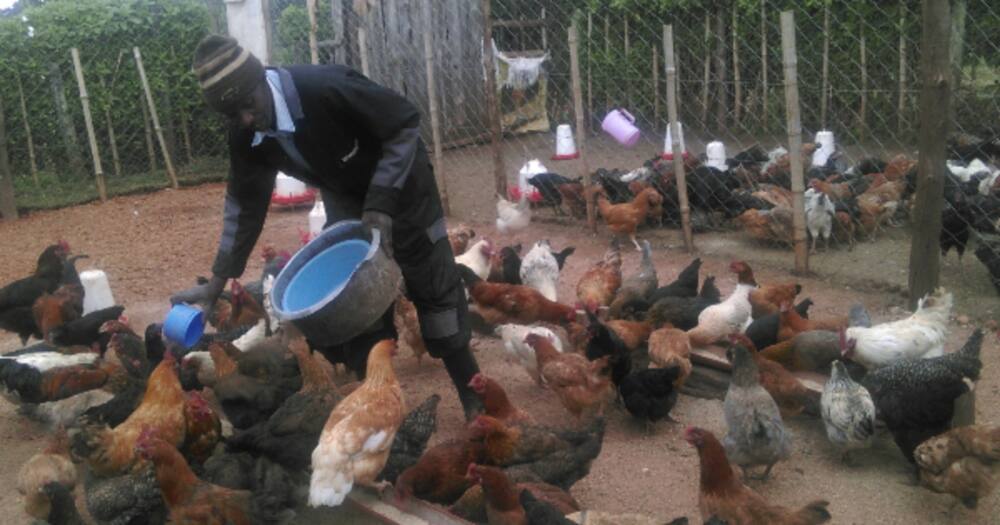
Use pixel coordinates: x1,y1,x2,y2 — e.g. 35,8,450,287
1,132,998,524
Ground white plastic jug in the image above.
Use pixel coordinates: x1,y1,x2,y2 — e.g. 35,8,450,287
706,141,728,171
812,130,836,167
80,269,115,315
308,199,326,240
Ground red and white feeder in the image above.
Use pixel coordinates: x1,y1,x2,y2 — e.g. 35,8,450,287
661,122,690,160
551,124,579,160
507,159,546,203
271,172,317,207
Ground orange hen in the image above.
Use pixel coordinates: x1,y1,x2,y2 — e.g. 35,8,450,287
590,186,664,251
575,241,623,312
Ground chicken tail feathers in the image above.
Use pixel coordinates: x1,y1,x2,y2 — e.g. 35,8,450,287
795,500,832,524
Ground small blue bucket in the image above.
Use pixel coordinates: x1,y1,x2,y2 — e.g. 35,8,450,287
163,304,204,349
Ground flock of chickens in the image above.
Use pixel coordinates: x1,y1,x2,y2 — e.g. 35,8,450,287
0,219,995,524
496,134,1000,293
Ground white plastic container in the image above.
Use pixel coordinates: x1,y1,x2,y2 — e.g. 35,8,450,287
662,122,687,159
705,141,728,171
552,124,579,159
517,159,548,200
812,130,836,167
308,199,326,240
274,172,308,198
80,269,115,315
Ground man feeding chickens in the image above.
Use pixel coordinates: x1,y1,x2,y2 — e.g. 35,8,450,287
171,35,482,419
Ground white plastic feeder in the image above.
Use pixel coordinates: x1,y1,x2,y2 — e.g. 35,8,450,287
509,159,546,202
308,198,327,241
812,130,836,167
80,269,115,315
661,122,688,160
551,124,579,160
705,141,728,171
272,172,316,206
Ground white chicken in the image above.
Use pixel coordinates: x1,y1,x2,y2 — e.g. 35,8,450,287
496,193,531,233
687,261,757,348
309,340,404,507
519,240,561,301
841,287,951,369
495,323,564,386
233,275,279,351
455,239,494,281
805,188,835,254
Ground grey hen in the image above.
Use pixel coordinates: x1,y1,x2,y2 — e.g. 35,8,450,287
84,464,166,525
608,240,658,319
723,345,791,480
821,360,875,462
377,393,441,482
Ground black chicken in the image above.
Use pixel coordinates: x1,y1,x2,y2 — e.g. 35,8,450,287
0,243,69,344
863,329,983,463
619,366,682,427
550,246,576,270
974,236,1000,295
647,276,722,330
649,257,702,301
378,393,442,483
745,298,813,351
584,311,630,388
527,173,582,215
48,305,126,348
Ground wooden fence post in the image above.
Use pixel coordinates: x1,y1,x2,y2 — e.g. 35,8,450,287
307,0,320,64
779,11,808,275
14,73,38,186
140,93,158,176
760,0,769,130
569,14,593,232
652,46,660,126
133,47,178,189
0,95,17,220
821,1,830,128
908,0,951,310
358,28,370,77
71,47,107,202
422,0,449,216
665,25,693,253
481,0,506,198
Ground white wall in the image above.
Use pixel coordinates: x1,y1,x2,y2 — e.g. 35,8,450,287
224,0,271,64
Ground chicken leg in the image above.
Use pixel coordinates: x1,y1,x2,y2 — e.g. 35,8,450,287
629,234,642,252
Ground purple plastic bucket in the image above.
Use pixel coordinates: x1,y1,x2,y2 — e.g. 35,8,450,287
601,109,641,147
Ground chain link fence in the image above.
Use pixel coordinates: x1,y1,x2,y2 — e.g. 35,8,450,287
0,0,997,306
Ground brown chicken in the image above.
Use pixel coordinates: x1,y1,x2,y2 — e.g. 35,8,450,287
590,186,664,251
759,330,842,372
808,179,853,202
749,282,801,319
736,207,795,245
575,241,623,312
17,428,77,520
605,319,654,351
776,301,848,342
137,431,270,525
447,224,477,256
467,463,579,525
728,334,813,417
32,284,84,342
752,185,795,209
832,210,856,250
394,296,427,363
855,191,900,239
468,373,533,425
526,333,612,420
78,351,190,477
883,154,916,181
395,438,485,505
685,427,831,525
557,182,588,219
458,265,577,327
179,390,222,466
647,327,693,387
915,425,1000,509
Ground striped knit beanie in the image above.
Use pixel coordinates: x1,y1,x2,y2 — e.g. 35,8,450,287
192,35,265,114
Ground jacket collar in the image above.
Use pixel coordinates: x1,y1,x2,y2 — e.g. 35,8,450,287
272,67,304,121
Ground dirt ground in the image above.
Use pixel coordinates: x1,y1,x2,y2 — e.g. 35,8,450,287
1,132,999,524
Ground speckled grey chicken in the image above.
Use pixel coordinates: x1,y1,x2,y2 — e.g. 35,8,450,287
723,345,791,480
608,240,658,319
83,463,167,525
821,360,875,462
863,329,984,464
377,393,441,483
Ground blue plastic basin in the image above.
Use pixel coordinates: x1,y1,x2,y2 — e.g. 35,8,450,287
282,239,371,312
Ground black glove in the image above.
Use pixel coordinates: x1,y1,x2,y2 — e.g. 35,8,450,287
361,210,394,258
170,275,227,310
